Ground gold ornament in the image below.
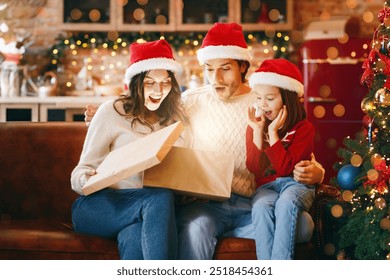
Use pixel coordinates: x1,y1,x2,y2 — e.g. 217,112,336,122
373,40,382,50
376,60,387,72
351,154,363,167
387,253,390,260
361,98,375,113
375,197,387,209
375,88,390,107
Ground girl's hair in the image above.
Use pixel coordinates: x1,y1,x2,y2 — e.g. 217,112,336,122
113,70,185,132
265,88,306,139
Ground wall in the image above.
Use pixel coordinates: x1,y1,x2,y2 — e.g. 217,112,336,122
27,0,384,47
0,0,386,91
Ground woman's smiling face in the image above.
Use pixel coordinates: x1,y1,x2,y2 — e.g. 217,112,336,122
254,84,283,121
143,69,172,111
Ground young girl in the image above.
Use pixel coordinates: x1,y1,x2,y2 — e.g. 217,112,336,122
246,58,315,260
71,39,184,260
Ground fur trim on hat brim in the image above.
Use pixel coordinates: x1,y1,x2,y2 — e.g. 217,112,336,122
197,45,252,64
249,72,304,97
124,57,182,85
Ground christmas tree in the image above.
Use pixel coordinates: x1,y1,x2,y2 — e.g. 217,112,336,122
332,2,390,260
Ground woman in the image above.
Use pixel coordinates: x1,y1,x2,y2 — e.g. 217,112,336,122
71,39,184,260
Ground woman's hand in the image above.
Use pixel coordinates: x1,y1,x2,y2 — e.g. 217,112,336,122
84,104,98,127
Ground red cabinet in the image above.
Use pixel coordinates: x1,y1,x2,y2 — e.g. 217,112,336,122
300,38,371,184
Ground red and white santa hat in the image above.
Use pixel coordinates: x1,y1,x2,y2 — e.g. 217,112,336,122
124,39,181,85
249,58,304,97
196,22,252,64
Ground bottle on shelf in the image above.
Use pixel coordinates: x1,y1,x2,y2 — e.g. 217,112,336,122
76,57,94,91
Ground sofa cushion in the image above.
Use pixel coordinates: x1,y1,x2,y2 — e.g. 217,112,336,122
0,220,119,260
0,122,86,221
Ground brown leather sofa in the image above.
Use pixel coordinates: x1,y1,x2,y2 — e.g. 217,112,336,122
0,122,340,260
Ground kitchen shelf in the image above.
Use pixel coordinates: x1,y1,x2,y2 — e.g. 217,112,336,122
59,0,293,32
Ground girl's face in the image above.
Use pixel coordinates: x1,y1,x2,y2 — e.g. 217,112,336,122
254,84,283,121
143,69,172,111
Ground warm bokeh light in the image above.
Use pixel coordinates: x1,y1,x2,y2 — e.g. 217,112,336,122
268,9,280,22
342,190,354,202
331,204,343,218
70,9,82,21
326,138,338,149
133,8,145,21
313,105,326,118
327,47,339,59
363,11,375,24
367,169,379,181
333,104,345,117
350,154,363,167
248,0,261,11
371,154,383,166
323,243,336,256
89,9,101,22
319,85,331,97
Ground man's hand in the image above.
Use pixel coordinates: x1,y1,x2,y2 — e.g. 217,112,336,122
84,104,98,127
293,156,325,185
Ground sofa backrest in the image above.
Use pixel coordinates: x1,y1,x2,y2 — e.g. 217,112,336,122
0,122,87,222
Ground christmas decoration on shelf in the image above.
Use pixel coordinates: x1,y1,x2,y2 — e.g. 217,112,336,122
48,30,291,70
331,2,390,260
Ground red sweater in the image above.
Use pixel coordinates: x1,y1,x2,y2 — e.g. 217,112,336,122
246,120,314,187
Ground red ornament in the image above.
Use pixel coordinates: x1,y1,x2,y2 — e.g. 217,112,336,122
378,7,390,23
378,52,390,75
361,58,374,87
362,115,372,128
384,79,390,89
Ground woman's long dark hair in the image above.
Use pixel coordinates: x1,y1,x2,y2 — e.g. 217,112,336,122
113,70,185,132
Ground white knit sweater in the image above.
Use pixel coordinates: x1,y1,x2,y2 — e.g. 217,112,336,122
182,85,257,197
71,100,183,195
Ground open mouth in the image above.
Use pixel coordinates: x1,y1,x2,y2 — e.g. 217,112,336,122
264,110,272,118
149,96,162,103
214,85,226,92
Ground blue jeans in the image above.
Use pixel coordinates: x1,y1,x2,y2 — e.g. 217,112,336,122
252,177,315,260
72,187,177,260
176,194,252,259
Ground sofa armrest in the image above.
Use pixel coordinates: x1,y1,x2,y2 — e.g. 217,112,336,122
315,184,341,199
310,184,341,258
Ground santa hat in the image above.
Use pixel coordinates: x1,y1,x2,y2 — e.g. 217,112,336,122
196,22,252,64
249,58,304,97
124,39,181,85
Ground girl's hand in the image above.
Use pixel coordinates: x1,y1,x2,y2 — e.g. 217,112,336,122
268,105,287,134
247,106,265,131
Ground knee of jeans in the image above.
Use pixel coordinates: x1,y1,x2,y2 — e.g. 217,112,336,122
252,202,273,218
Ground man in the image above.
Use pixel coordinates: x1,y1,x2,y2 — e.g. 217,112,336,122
84,23,325,260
